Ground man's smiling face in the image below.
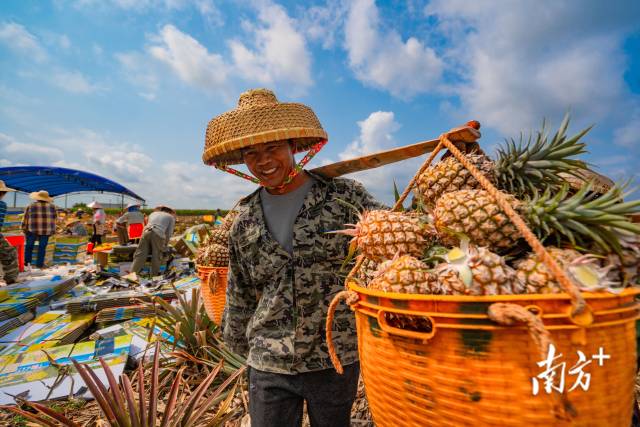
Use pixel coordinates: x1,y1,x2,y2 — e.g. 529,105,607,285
242,140,295,188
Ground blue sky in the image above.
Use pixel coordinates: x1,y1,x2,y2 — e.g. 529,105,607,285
1,0,639,208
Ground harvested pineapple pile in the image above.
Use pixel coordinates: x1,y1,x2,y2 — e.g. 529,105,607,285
195,211,237,267
342,116,640,307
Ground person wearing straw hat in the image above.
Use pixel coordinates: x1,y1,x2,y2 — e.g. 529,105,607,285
64,217,88,237
204,88,384,427
0,181,19,284
128,205,175,277
115,202,145,245
87,201,107,246
22,190,57,268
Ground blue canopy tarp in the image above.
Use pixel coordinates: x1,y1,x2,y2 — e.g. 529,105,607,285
0,166,145,202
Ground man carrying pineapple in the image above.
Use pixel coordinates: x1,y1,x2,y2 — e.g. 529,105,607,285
203,89,383,427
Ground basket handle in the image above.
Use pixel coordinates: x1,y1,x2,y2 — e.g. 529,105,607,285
393,128,592,324
326,290,360,374
376,310,436,341
488,303,576,421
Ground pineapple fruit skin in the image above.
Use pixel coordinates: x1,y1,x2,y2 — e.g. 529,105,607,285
415,154,496,207
435,246,525,295
369,255,436,294
353,210,431,263
514,247,581,294
433,189,521,249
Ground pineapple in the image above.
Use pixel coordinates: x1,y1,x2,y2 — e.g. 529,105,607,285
205,227,229,246
604,233,640,286
221,210,239,230
335,210,433,262
416,115,589,206
433,183,640,254
196,243,229,267
368,255,436,294
514,247,582,293
355,257,380,287
434,242,524,295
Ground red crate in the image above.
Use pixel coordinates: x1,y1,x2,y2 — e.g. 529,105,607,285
5,234,25,272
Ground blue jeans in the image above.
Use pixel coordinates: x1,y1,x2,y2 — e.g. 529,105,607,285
25,232,50,268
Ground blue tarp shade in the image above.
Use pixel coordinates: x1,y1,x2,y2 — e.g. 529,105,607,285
0,166,145,202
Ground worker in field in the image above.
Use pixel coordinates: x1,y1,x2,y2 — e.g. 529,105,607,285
128,205,175,277
0,181,18,284
115,202,145,245
22,190,57,268
87,201,107,246
203,88,383,427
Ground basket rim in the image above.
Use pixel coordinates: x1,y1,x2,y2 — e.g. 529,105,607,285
348,282,640,302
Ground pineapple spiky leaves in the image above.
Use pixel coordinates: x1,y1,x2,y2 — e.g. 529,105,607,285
433,182,640,255
416,114,591,206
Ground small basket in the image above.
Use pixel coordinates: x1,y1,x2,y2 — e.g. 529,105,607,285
196,265,228,325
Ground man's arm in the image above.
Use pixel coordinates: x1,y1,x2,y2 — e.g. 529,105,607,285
222,237,257,357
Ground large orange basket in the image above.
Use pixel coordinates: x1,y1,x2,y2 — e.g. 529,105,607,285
341,285,640,426
196,265,228,325
325,124,640,426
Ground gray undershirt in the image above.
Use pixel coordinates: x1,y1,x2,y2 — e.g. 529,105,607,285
260,175,315,254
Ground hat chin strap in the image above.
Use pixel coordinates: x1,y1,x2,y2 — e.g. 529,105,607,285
215,139,327,189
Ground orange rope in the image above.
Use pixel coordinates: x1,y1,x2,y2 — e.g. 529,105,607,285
488,303,575,421
326,290,359,374
392,140,444,212
437,135,588,317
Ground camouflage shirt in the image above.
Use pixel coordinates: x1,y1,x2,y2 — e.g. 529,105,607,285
223,171,384,374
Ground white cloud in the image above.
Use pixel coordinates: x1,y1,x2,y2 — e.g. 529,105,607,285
86,150,152,183
614,110,640,149
339,111,400,160
0,22,48,62
153,161,255,208
344,0,443,99
425,0,640,135
115,52,159,100
148,24,230,93
0,133,64,165
50,69,101,94
195,0,223,26
334,111,420,205
301,0,347,50
229,2,313,94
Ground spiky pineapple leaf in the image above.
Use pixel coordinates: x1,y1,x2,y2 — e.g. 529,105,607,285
495,113,592,197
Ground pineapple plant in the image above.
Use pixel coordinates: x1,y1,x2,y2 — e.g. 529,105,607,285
334,210,434,262
434,241,525,295
415,114,590,206
432,182,640,254
355,257,380,286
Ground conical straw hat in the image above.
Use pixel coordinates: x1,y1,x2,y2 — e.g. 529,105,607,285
202,88,327,166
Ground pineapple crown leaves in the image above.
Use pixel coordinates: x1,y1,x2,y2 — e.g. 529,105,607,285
495,114,592,197
523,180,640,254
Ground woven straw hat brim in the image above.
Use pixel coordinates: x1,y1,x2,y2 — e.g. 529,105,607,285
560,169,614,194
30,191,53,202
0,180,15,192
203,100,327,166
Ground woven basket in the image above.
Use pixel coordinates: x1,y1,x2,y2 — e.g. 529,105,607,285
348,284,639,426
326,124,640,426
196,265,228,325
